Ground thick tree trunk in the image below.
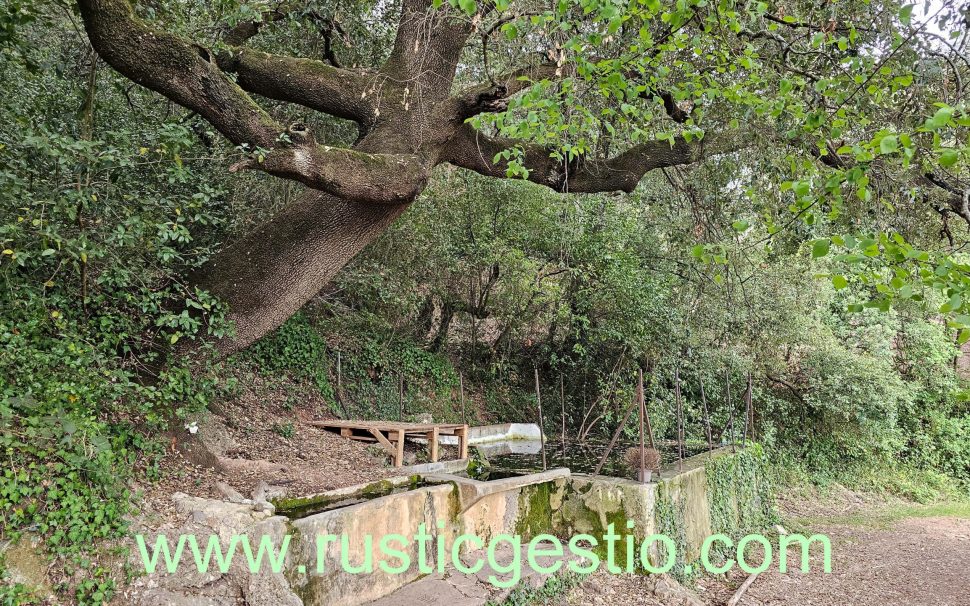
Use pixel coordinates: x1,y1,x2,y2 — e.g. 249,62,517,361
190,190,408,355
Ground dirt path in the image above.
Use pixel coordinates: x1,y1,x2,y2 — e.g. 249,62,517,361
556,496,970,606
704,514,970,606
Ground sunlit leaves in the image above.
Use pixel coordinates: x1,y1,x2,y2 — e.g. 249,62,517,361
818,231,970,331
898,4,915,25
878,135,898,155
939,149,959,168
924,105,956,131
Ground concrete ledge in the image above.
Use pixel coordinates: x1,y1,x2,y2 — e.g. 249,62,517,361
279,446,755,606
399,458,469,475
658,445,735,479
427,467,570,512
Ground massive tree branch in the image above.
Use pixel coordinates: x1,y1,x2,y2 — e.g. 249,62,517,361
77,0,426,203
443,125,742,193
77,0,279,148
217,3,373,122
229,124,429,203
217,48,377,125
382,0,472,93
448,62,558,119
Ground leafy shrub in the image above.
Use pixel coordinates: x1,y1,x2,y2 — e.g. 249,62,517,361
799,340,910,464
271,422,295,439
245,313,334,400
914,413,970,482
0,16,235,602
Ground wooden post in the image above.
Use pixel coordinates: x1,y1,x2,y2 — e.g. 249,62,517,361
534,367,547,471
638,368,646,483
334,350,348,418
469,276,476,374
700,379,714,455
560,374,566,449
675,366,684,471
395,429,405,468
726,368,736,453
644,370,656,449
748,372,758,442
427,427,440,463
457,424,469,459
593,397,638,475
459,371,467,425
742,372,753,446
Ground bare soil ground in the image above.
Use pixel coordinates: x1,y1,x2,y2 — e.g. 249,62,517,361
552,573,686,606
557,486,970,606
704,515,970,606
135,370,426,526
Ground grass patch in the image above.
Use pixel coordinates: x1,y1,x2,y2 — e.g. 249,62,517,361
791,501,970,530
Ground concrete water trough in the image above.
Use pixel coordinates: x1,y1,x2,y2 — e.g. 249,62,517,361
280,464,570,606
273,446,765,606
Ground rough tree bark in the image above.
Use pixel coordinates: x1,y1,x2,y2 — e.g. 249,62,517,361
76,0,743,355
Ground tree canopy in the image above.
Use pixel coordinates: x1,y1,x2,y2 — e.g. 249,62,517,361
2,0,957,353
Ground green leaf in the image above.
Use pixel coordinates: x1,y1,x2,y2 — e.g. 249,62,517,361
812,239,831,258
879,135,898,155
939,149,958,167
941,293,964,313
832,275,848,290
925,106,955,130
732,220,750,232
899,4,914,25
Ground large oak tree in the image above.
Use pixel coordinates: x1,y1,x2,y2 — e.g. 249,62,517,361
74,0,969,354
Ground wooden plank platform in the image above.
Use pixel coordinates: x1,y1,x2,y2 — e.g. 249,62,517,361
308,420,468,467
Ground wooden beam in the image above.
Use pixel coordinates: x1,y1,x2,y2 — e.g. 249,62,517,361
368,429,396,456
347,435,377,443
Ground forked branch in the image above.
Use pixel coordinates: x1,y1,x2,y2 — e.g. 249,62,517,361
77,0,422,203
443,125,742,193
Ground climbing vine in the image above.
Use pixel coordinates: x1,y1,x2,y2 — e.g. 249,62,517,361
654,481,697,584
706,445,778,559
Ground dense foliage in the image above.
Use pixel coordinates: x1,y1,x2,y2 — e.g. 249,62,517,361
2,0,970,603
